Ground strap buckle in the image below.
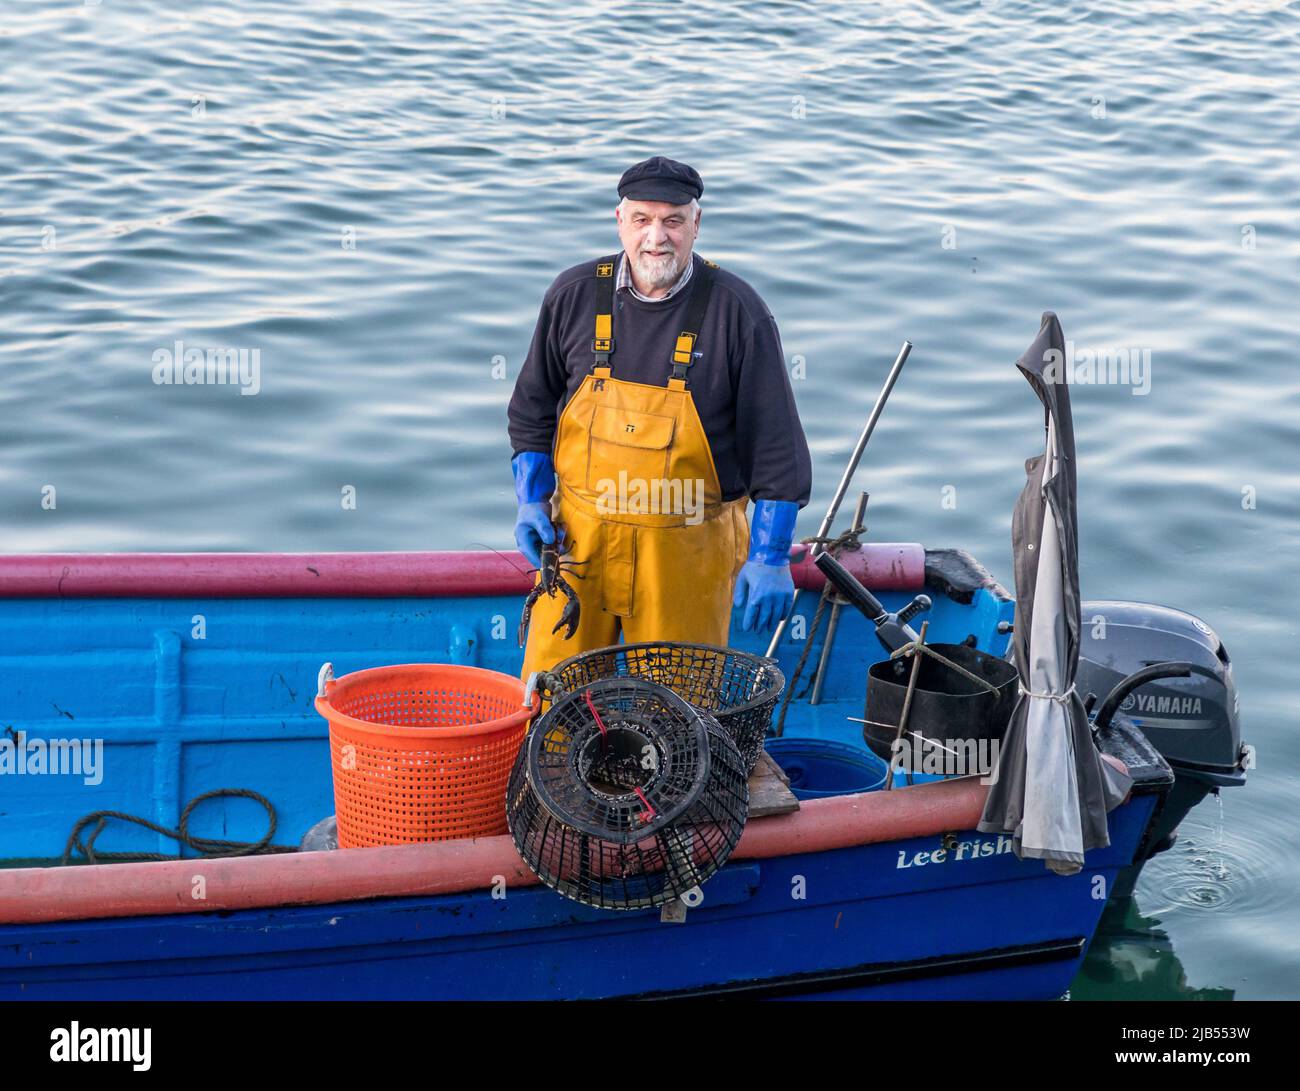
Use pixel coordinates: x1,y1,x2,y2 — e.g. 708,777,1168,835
671,332,698,381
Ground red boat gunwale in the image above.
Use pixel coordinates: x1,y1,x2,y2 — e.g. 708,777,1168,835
0,778,992,925
0,544,925,598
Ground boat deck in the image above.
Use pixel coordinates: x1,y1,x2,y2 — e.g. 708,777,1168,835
0,548,1176,1000
0,544,1169,868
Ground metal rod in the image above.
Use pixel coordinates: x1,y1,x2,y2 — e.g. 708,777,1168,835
810,492,869,706
888,641,1000,695
884,619,928,790
765,342,912,658
808,602,841,706
847,716,901,729
810,344,910,561
846,718,963,756
851,490,870,533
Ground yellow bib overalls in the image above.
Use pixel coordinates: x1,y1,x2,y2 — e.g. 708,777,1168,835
519,255,750,680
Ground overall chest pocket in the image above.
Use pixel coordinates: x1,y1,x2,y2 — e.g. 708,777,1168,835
585,404,677,494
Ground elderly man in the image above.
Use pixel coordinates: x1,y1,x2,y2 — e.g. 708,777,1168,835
509,156,811,679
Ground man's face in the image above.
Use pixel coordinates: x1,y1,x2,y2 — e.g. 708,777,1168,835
616,199,700,291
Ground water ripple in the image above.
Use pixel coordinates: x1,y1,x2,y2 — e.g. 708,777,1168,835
0,0,1297,993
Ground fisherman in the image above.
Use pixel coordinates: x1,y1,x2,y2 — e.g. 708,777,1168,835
509,156,812,679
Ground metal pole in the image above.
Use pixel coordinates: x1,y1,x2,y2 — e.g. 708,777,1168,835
809,342,911,561
884,620,929,790
765,341,912,659
809,492,868,706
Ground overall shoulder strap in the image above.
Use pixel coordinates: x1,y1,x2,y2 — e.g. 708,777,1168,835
591,255,618,372
669,257,718,386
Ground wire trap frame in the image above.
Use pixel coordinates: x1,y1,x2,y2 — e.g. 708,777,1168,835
506,677,749,911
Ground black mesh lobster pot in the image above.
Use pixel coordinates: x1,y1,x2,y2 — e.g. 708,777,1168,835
506,677,750,911
548,642,784,773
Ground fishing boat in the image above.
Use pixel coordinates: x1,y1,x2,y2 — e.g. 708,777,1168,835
0,543,1245,1000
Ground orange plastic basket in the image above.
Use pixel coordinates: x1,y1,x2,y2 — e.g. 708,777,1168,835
314,663,540,848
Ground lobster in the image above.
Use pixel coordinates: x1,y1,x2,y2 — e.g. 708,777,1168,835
517,538,586,648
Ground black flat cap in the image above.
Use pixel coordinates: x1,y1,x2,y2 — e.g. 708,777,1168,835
617,156,703,205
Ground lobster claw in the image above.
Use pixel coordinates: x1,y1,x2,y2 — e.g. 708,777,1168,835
551,587,581,641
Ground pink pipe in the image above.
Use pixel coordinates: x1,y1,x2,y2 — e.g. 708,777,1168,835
0,545,925,599
0,777,987,925
790,541,924,595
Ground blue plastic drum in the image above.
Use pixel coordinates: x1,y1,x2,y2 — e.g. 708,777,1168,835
765,738,889,799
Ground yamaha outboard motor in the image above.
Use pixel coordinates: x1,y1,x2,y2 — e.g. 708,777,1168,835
1076,600,1250,896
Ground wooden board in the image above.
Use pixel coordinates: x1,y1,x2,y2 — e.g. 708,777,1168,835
746,750,800,818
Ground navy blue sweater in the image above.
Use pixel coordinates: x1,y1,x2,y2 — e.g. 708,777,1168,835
507,252,812,506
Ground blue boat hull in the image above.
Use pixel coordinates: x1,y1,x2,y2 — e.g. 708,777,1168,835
0,797,1155,1000
0,547,1171,999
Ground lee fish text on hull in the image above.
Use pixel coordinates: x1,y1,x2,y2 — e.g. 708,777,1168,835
897,834,1016,868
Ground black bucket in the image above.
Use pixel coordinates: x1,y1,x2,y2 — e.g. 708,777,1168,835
864,643,1019,770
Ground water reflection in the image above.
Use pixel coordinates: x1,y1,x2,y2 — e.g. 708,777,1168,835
1072,897,1234,1001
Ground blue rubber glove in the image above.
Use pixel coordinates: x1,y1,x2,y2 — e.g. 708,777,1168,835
512,451,556,569
733,499,798,633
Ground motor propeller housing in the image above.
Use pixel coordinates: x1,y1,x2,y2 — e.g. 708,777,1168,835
1077,600,1247,897
1076,600,1243,777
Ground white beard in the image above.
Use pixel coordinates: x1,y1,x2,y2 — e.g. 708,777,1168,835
632,249,684,289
